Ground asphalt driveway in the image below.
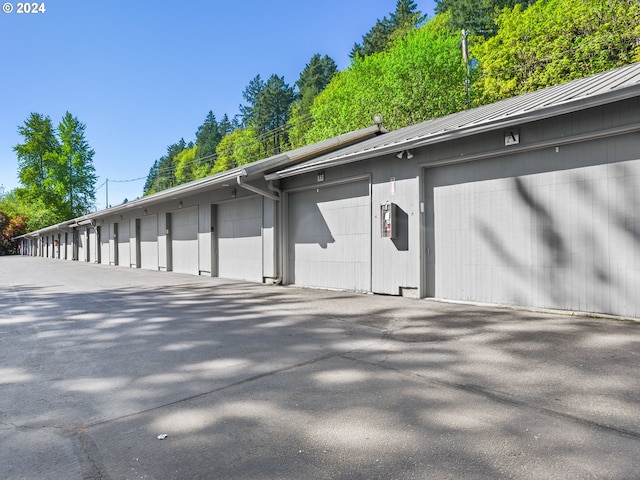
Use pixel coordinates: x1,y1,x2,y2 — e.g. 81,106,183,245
1,256,639,479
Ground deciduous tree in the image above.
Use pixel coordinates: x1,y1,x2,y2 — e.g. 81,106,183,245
307,19,467,142
13,111,96,225
435,0,536,36
472,0,640,103
54,112,97,218
213,127,262,174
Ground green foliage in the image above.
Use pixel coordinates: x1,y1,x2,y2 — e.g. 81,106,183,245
213,127,262,174
140,0,639,194
472,0,640,103
195,111,235,161
287,54,338,148
55,112,97,218
237,74,294,157
143,160,160,195
435,0,536,36
350,0,426,58
143,139,189,195
0,188,59,232
295,54,338,112
350,18,394,59
12,112,96,229
144,110,237,194
238,75,265,127
237,74,294,156
174,145,199,184
287,101,315,149
0,189,27,254
14,113,59,202
306,22,467,142
195,111,223,160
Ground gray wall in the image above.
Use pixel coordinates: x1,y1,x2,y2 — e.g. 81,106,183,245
24,96,639,318
422,98,640,317
286,178,372,292
280,156,421,295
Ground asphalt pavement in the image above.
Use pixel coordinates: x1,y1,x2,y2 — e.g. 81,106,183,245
1,256,639,479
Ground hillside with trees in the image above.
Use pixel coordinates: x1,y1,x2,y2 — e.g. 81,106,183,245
2,0,639,252
140,0,639,195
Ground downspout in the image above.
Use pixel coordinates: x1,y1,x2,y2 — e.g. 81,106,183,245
235,175,283,285
236,175,280,202
268,182,283,285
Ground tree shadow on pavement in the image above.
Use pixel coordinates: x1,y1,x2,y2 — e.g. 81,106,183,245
1,257,639,479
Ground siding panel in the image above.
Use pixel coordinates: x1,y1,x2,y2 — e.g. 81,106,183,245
288,180,371,292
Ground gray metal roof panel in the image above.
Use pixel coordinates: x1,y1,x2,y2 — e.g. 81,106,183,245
268,62,640,180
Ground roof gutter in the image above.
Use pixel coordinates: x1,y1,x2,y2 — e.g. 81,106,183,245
236,174,280,201
266,84,640,181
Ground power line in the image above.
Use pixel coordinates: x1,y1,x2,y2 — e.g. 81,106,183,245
110,176,147,183
148,111,317,182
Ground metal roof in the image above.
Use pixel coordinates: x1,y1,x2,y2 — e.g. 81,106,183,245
267,62,640,180
17,124,385,238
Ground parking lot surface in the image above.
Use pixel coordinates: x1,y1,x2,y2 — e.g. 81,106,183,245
1,256,639,479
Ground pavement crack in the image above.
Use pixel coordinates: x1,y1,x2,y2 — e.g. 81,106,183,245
343,353,640,442
80,351,344,431
70,429,113,480
0,420,64,432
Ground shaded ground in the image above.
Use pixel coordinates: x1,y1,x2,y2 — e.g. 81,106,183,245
1,256,638,479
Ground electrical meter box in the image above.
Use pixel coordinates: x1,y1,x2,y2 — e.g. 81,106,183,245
380,202,397,238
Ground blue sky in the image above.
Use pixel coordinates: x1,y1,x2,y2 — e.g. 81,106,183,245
0,0,436,209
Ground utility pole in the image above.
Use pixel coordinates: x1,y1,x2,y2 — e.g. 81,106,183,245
105,178,109,209
462,28,471,107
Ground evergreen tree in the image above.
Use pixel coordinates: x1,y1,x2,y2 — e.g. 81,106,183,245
13,112,96,225
252,74,295,155
143,139,187,195
287,54,338,148
435,0,536,36
14,113,59,203
350,0,425,58
350,18,394,58
295,54,338,112
238,75,265,127
55,112,97,217
195,111,222,160
143,160,159,195
390,0,427,39
219,114,235,137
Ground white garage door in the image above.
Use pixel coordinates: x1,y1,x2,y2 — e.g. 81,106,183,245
287,180,371,292
117,222,131,267
77,229,87,262
99,227,110,265
425,156,640,317
138,216,158,271
171,207,199,275
217,196,263,282
88,229,97,263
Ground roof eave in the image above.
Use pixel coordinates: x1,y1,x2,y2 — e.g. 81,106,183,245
267,83,640,181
